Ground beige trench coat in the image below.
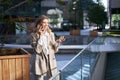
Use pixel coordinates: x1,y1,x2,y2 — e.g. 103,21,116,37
30,32,59,78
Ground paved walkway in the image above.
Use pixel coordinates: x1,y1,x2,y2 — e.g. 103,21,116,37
54,27,102,36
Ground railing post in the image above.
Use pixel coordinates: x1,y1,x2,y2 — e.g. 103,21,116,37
59,70,62,80
80,53,83,80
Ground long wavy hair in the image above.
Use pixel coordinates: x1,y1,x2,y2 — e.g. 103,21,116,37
34,15,52,34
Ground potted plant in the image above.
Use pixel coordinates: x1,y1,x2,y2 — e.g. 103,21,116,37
70,24,80,35
70,29,80,35
0,47,31,80
89,30,98,36
0,26,31,80
0,21,31,80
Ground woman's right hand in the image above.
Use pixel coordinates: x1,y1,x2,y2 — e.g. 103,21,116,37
37,25,46,38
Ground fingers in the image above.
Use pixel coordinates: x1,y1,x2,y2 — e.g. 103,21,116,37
60,36,65,41
39,25,43,31
57,36,65,43
38,25,45,34
41,26,44,31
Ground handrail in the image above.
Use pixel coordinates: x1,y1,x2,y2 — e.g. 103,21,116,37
49,71,61,80
50,37,98,80
60,37,98,71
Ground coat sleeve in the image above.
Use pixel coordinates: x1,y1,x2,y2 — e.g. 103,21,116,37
30,33,42,54
50,32,59,53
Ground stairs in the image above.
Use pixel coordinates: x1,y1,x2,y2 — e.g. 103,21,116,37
59,52,97,80
105,52,120,80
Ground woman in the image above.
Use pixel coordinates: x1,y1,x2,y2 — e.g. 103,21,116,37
30,15,65,80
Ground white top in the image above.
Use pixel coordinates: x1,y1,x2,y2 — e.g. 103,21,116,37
38,32,49,55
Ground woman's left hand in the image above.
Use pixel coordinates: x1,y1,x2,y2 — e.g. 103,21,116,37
56,36,65,43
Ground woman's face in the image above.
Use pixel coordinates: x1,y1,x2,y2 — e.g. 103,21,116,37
39,19,48,32
42,19,48,29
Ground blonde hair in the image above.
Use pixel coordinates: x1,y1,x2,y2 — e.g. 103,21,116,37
34,15,52,33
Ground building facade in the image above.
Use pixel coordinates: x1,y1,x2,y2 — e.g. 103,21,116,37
108,0,120,29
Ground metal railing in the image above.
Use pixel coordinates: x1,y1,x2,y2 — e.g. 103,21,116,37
50,37,120,80
50,38,99,80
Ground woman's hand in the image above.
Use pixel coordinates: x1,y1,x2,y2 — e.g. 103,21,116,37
56,36,65,43
37,25,46,38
